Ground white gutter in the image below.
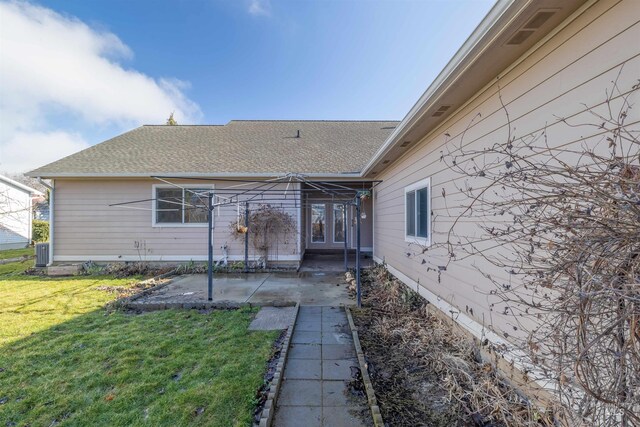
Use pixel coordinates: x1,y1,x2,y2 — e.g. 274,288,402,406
37,177,54,266
25,171,368,179
361,0,523,176
0,175,43,195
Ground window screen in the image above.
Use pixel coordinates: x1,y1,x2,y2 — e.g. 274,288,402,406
156,187,210,224
406,190,416,236
416,187,429,238
156,188,182,223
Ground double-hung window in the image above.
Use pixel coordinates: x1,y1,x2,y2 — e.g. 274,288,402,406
154,186,211,226
405,178,431,245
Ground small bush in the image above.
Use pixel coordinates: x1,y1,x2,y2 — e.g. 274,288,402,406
32,220,49,242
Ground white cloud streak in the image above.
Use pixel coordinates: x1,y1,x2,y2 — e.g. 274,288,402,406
2,130,89,174
0,1,202,173
248,0,271,17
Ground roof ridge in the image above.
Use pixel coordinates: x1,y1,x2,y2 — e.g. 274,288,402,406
27,120,399,177
142,120,400,126
228,119,400,122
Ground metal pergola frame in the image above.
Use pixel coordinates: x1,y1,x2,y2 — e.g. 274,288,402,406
109,173,381,307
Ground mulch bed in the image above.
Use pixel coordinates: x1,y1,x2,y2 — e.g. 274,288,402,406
351,267,553,427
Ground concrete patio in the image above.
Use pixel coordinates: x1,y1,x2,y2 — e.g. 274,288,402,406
131,271,355,307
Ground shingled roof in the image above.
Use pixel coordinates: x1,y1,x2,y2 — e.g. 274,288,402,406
27,120,399,178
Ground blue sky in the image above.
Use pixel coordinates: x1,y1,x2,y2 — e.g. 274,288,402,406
0,0,494,172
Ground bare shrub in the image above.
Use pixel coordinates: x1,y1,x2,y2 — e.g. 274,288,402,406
229,204,296,264
434,74,640,425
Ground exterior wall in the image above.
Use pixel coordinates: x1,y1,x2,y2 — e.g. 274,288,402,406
52,178,301,263
0,180,32,249
373,0,640,342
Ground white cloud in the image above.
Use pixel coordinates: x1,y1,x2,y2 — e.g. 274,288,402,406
1,130,89,173
248,0,271,16
0,0,202,173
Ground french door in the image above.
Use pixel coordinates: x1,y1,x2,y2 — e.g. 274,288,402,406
309,202,352,249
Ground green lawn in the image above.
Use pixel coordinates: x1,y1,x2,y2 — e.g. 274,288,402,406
0,248,35,276
0,247,34,260
0,264,278,426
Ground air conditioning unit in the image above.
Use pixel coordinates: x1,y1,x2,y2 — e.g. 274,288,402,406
35,243,49,267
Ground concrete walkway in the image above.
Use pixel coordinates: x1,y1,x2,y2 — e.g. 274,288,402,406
273,306,371,427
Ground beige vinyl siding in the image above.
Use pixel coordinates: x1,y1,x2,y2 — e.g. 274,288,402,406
359,197,373,249
373,0,640,339
53,179,300,262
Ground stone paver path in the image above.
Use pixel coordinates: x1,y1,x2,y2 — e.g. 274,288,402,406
273,306,371,427
249,306,297,330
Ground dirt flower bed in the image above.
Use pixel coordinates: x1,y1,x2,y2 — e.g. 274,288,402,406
351,266,552,427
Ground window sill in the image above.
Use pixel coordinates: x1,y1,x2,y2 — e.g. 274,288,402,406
152,223,210,228
405,236,431,247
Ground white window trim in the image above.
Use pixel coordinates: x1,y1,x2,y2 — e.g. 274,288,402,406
404,177,431,246
332,203,346,244
151,184,214,228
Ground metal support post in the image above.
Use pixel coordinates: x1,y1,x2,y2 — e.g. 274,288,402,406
207,192,213,301
355,195,362,308
343,203,348,272
244,202,249,273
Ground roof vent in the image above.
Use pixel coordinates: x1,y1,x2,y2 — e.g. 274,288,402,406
296,130,301,138
524,10,556,30
382,160,390,165
506,30,534,45
400,141,411,148
507,9,557,45
432,105,451,117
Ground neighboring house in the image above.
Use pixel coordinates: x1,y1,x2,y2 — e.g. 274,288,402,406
0,175,43,250
26,0,638,395
33,194,50,221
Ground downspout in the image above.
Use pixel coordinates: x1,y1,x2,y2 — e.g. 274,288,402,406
27,193,33,245
37,177,54,266
371,188,375,258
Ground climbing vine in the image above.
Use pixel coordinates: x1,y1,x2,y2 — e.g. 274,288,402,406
229,204,297,265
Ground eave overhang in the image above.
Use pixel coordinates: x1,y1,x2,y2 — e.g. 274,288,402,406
363,0,589,177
